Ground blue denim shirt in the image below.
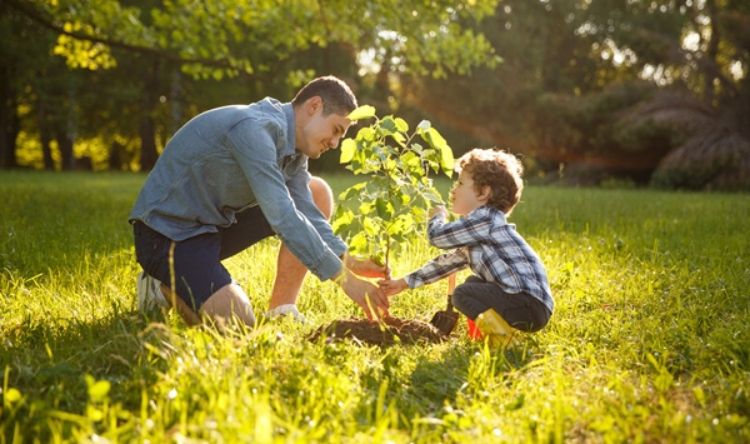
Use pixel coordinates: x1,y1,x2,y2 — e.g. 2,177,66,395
129,98,346,280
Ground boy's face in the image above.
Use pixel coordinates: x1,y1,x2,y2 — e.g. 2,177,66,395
450,170,489,216
296,96,351,159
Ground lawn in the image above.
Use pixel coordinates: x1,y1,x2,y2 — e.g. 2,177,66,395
1,171,748,442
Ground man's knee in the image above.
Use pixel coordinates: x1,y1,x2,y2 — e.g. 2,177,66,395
201,283,256,327
309,176,334,219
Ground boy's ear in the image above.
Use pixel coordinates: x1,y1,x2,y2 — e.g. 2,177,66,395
479,185,492,202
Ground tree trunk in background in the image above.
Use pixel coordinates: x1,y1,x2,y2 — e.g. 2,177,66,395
56,127,74,171
139,115,157,171
0,67,19,169
108,140,125,171
169,65,183,136
704,0,719,106
37,97,55,170
40,127,54,170
139,57,161,171
56,77,78,171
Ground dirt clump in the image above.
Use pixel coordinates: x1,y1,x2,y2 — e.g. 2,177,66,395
310,317,445,346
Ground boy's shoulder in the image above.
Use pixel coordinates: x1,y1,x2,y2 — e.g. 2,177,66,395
469,205,508,224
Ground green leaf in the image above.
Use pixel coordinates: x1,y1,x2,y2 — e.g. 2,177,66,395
392,132,406,146
395,118,409,132
379,117,398,134
417,120,431,131
438,145,454,176
348,105,376,121
349,232,368,255
332,209,354,233
424,127,449,152
363,217,379,236
359,201,374,215
422,188,444,204
340,139,356,164
375,198,392,219
356,127,376,141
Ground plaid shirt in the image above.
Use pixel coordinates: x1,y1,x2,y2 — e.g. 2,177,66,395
405,206,554,314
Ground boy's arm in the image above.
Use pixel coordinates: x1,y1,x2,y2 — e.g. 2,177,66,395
405,249,468,288
426,211,493,250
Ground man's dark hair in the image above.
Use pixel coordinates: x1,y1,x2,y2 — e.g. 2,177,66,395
292,75,358,116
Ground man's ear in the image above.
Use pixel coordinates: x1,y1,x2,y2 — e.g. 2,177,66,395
305,96,323,115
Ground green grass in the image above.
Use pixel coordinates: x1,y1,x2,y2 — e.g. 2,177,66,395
1,170,748,442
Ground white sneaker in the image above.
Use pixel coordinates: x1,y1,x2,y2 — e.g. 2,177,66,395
266,304,307,324
136,271,169,313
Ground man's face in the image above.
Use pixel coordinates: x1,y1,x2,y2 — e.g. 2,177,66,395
297,99,351,159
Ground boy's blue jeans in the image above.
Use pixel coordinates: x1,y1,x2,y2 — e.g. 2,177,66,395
451,276,551,332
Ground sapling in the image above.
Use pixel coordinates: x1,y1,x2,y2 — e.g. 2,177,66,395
333,105,455,273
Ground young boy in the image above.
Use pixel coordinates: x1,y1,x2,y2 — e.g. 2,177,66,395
379,148,553,345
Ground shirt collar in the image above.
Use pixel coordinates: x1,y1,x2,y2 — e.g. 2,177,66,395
281,102,300,159
467,205,507,224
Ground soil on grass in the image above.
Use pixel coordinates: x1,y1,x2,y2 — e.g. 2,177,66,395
309,316,445,346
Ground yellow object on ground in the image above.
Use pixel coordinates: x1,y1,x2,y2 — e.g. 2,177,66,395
475,308,516,348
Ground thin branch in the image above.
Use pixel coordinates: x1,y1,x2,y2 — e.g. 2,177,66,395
4,0,236,69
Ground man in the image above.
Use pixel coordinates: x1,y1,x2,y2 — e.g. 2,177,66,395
129,75,388,327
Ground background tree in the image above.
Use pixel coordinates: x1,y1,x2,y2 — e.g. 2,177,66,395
3,0,747,189
4,0,500,171
398,0,749,190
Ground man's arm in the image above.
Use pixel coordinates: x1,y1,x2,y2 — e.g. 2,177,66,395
286,168,347,257
287,168,389,279
227,119,342,280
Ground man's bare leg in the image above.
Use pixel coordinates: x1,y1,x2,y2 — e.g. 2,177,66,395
268,176,333,310
156,178,332,327
200,283,256,327
160,283,256,328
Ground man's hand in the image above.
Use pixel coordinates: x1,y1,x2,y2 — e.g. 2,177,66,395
345,254,391,279
429,205,448,219
337,269,389,320
378,277,408,298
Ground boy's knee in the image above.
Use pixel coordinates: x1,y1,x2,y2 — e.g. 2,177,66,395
451,284,483,320
309,176,334,219
451,289,469,311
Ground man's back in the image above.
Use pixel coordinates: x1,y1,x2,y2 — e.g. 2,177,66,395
129,98,296,241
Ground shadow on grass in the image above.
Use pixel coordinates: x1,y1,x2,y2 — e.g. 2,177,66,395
1,309,169,433
405,340,537,411
350,337,539,427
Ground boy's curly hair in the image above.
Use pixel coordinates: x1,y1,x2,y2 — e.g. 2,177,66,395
455,148,524,215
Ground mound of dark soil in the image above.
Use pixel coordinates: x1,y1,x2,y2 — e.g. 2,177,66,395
310,317,445,346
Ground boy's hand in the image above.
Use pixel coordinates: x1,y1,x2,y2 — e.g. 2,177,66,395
429,205,448,219
378,278,409,298
345,254,391,278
